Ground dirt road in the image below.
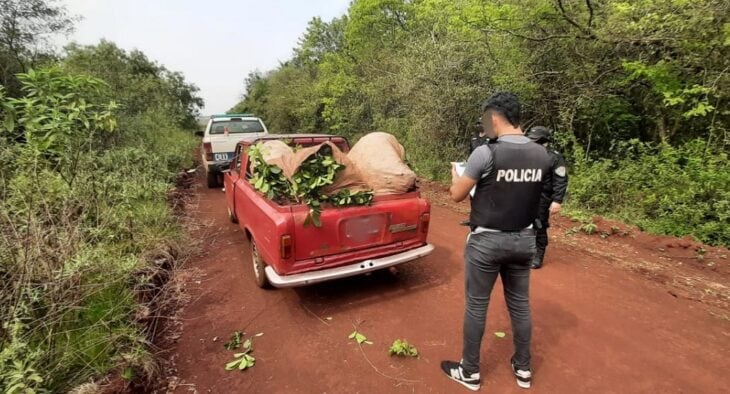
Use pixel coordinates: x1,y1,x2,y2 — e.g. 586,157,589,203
163,177,729,393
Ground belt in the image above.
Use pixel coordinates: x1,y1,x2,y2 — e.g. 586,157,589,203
472,224,533,234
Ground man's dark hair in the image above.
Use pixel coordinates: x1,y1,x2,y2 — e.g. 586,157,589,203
481,92,521,127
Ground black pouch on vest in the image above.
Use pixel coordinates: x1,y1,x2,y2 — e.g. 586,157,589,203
534,218,544,230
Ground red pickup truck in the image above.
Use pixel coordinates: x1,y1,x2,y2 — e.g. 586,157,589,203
223,134,434,288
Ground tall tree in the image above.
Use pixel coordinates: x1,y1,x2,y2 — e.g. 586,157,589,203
63,41,204,130
0,0,76,95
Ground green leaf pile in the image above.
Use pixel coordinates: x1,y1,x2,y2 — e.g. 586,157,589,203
225,353,256,371
248,143,373,227
225,335,256,372
248,145,291,202
389,339,418,357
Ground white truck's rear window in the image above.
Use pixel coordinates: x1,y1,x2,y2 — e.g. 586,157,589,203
210,119,264,134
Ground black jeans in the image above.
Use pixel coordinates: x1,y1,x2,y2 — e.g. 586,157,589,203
461,230,535,373
535,208,550,262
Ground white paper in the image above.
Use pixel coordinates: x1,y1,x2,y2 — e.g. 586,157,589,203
452,162,476,198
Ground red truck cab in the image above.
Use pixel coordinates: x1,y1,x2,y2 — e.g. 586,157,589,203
223,134,434,288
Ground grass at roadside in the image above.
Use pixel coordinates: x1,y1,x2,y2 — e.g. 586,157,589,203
0,67,199,392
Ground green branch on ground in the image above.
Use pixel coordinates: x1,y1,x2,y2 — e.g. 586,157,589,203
224,331,244,350
389,339,418,357
348,330,373,345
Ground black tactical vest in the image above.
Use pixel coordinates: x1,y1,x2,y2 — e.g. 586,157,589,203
470,140,552,231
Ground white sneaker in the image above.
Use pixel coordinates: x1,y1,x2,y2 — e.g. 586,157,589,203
511,361,532,389
441,360,481,391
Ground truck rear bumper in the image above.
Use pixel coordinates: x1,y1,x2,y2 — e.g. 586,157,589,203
264,243,435,288
205,160,232,174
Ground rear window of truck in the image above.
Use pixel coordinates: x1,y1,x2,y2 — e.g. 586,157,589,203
210,119,264,134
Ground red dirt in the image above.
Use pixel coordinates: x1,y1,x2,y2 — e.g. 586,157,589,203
159,176,730,393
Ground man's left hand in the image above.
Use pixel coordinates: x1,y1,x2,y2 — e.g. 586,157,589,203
549,202,562,215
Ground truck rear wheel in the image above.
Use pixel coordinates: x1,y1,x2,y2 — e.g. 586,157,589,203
250,239,271,289
206,170,219,188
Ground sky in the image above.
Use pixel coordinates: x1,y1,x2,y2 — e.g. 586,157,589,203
58,0,350,114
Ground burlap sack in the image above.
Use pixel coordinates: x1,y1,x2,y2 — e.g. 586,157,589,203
261,140,293,162
258,141,369,195
347,132,416,195
250,140,293,173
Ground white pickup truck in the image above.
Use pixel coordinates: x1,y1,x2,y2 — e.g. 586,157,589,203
198,114,268,187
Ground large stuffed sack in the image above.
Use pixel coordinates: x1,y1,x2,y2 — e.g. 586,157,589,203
260,141,369,195
251,140,294,172
347,132,417,195
260,140,293,162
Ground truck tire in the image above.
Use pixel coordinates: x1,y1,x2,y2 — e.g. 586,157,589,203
250,239,272,289
227,206,238,223
206,170,219,188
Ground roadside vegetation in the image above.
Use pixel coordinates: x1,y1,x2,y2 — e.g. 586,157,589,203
231,0,729,247
0,1,201,391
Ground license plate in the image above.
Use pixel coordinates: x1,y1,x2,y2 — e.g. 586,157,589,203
214,153,231,161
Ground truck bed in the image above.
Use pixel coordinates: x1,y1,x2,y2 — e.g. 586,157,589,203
223,135,433,288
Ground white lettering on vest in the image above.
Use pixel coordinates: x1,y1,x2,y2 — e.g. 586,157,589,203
496,169,543,182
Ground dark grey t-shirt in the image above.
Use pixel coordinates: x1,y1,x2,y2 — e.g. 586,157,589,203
464,135,532,180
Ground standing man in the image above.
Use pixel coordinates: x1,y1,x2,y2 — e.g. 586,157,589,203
525,126,568,269
469,119,489,155
441,93,551,391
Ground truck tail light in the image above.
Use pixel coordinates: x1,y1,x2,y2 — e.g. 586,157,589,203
203,142,213,161
420,213,430,233
281,235,292,259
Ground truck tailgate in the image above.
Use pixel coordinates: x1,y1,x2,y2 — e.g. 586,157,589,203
291,193,429,262
210,132,266,158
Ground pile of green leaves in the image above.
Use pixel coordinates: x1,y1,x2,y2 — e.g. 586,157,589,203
389,339,418,357
248,143,373,227
224,337,255,372
328,188,374,207
223,331,263,372
248,145,291,202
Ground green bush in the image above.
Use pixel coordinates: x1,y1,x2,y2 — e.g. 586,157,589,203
0,65,198,391
569,139,729,246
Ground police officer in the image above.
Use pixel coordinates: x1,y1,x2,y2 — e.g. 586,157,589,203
441,93,551,391
525,126,568,269
469,119,489,155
